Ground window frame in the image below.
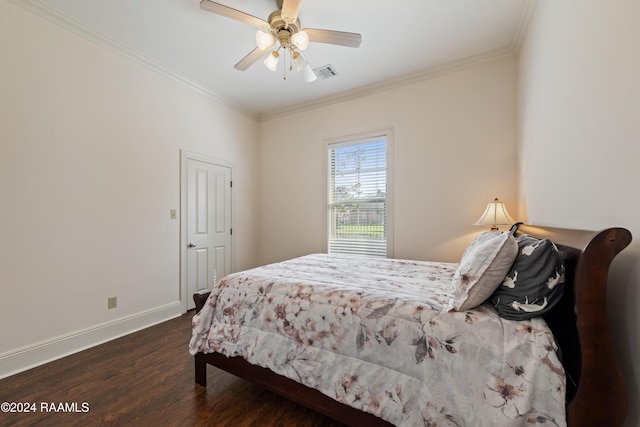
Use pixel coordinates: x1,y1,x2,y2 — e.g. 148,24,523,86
323,129,394,258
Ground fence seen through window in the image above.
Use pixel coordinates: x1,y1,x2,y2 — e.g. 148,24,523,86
328,137,387,257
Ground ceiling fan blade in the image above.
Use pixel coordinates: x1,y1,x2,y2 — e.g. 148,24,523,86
200,0,270,30
281,0,303,24
304,28,362,48
234,47,269,71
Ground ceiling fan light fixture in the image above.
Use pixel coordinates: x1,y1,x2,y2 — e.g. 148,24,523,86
255,30,274,50
291,30,309,50
200,0,362,78
263,50,280,71
292,51,308,71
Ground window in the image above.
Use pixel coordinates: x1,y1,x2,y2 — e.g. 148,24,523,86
326,132,392,257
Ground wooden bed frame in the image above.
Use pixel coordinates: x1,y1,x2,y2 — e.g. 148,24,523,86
193,224,632,426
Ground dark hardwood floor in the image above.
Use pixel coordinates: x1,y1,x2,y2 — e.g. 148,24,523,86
0,312,345,427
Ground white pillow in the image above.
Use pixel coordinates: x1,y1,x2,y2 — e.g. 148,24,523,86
449,231,518,311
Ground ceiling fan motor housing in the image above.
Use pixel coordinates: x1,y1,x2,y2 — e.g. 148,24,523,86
268,9,301,44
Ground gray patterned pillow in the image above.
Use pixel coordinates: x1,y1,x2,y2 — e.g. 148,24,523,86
491,235,565,320
449,231,518,311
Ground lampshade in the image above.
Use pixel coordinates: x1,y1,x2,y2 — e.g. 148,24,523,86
255,30,274,50
263,51,279,71
474,198,515,230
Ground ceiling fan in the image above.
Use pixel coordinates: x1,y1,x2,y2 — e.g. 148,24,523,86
200,0,362,82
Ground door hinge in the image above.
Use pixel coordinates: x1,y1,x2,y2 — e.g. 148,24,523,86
230,228,233,235
230,181,233,188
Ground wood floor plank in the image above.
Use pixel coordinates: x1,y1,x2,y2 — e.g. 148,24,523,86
0,312,345,427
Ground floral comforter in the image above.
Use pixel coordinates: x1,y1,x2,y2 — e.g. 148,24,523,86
189,254,566,426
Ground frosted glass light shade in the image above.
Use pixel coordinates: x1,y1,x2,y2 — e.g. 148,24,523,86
255,30,274,50
263,51,279,71
293,51,307,71
302,64,317,82
291,30,309,50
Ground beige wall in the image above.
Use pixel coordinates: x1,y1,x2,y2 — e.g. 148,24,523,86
0,1,259,375
518,1,640,425
258,56,519,265
7,3,637,423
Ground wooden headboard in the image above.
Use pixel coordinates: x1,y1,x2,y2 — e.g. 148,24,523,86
514,224,632,426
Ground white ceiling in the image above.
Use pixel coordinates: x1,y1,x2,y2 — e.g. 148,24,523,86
18,0,534,120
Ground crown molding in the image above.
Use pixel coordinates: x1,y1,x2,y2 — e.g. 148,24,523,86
8,0,259,121
510,0,538,52
258,0,538,122
259,0,536,122
258,47,515,122
10,0,533,124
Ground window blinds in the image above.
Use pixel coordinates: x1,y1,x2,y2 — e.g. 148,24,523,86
328,138,387,257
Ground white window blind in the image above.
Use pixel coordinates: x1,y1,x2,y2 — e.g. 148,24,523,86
328,137,388,257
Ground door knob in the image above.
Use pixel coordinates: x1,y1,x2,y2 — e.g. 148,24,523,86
188,242,197,248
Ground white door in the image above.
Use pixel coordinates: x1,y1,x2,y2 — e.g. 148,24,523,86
185,158,232,310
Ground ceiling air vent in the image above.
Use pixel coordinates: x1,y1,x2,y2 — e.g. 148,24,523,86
314,64,338,80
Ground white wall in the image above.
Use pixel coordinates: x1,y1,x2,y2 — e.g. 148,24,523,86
0,1,259,377
258,56,519,265
518,1,640,425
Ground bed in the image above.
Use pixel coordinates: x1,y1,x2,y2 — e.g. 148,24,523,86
189,223,631,426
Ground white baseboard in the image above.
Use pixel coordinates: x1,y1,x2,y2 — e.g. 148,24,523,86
0,301,183,380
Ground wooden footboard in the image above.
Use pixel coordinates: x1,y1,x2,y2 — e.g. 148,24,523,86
193,286,393,426
194,350,392,426
192,225,632,427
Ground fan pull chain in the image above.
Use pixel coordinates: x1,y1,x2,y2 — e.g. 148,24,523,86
283,47,290,80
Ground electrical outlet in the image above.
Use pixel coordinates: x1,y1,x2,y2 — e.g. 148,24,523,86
170,209,177,219
108,296,117,309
